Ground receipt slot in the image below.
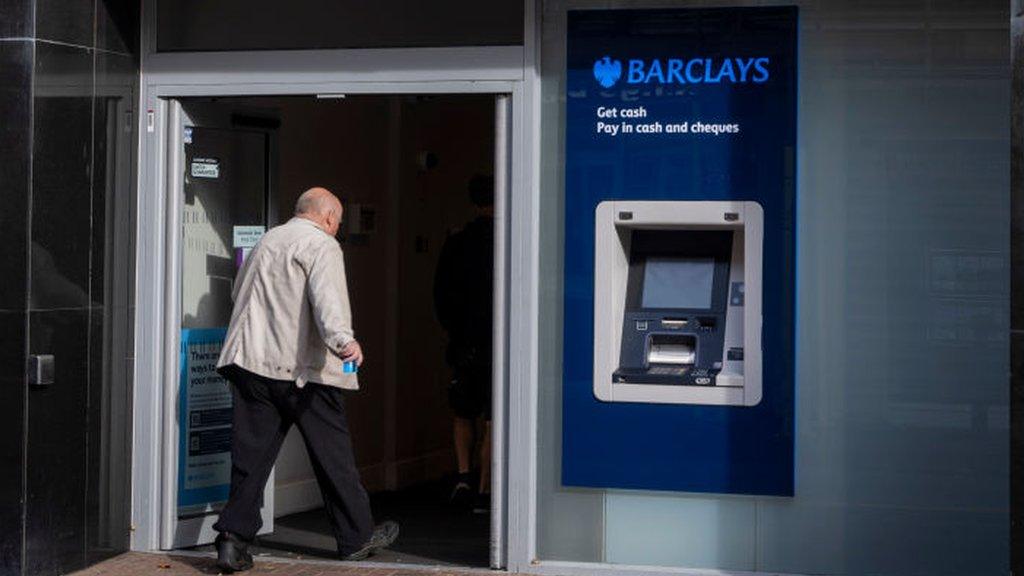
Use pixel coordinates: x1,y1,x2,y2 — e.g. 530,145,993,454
593,201,763,406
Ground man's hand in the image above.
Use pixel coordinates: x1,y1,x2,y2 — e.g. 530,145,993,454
340,340,364,367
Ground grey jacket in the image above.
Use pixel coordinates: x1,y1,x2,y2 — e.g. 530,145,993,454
217,217,359,389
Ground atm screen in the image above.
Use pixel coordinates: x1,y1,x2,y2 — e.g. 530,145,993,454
641,256,715,309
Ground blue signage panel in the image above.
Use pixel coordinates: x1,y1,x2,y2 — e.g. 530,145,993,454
562,7,797,495
178,328,233,510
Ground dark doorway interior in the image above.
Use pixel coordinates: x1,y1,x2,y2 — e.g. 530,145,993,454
179,93,497,568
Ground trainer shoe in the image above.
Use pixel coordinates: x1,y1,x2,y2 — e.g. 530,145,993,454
341,520,400,561
450,480,474,511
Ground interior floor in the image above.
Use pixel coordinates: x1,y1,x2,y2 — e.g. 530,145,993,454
194,480,489,567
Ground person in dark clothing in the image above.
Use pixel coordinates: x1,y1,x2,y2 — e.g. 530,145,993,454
433,174,494,513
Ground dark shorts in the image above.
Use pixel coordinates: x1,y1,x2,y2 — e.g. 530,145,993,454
448,366,492,421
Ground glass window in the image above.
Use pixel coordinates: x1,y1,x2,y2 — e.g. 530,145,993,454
156,0,523,52
536,1,1010,574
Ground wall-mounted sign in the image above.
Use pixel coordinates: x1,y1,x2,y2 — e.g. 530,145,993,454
561,7,798,496
232,225,265,249
232,225,265,267
190,158,220,179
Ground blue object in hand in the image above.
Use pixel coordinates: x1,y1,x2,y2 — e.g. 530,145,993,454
343,360,358,374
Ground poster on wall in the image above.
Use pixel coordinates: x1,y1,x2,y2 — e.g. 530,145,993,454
178,328,233,512
232,225,265,267
562,7,798,496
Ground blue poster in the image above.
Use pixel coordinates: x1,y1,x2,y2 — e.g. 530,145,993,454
562,7,798,495
178,328,233,510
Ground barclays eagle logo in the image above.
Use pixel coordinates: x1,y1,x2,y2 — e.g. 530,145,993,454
593,56,622,88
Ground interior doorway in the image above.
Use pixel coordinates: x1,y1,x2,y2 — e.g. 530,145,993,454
172,94,502,568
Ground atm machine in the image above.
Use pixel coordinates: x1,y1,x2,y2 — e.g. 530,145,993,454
593,200,762,406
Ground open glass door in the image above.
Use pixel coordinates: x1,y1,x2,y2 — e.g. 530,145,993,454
490,94,511,570
161,99,276,548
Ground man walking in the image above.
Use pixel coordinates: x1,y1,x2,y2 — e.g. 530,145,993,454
213,187,398,572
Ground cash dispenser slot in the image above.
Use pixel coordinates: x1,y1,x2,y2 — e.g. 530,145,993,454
647,334,696,365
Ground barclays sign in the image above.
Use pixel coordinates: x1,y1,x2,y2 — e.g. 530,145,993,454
565,6,798,497
594,55,771,87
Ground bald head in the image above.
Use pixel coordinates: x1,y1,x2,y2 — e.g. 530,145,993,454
295,187,343,236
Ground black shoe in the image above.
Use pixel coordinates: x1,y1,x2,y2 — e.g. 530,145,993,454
473,492,491,514
215,532,254,573
341,521,400,561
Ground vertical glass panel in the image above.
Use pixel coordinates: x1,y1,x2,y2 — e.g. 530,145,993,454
181,128,267,329
178,126,267,514
536,0,603,562
156,0,523,51
24,41,93,575
87,50,138,563
605,494,755,569
537,1,1010,574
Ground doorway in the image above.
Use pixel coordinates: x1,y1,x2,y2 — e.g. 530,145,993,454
169,94,505,568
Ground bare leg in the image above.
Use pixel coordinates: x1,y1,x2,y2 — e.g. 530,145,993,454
479,420,492,494
454,416,474,475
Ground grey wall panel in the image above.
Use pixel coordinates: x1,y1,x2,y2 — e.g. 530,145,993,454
34,0,94,47
0,311,26,575
0,0,139,572
25,38,94,576
1010,1,1022,574
25,309,90,574
97,0,140,55
0,37,32,576
29,42,93,312
0,40,32,312
0,0,33,39
156,0,523,51
86,50,137,564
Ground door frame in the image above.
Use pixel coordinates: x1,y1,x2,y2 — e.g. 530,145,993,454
131,46,539,572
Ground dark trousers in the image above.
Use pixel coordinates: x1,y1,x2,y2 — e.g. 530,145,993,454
213,366,374,556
